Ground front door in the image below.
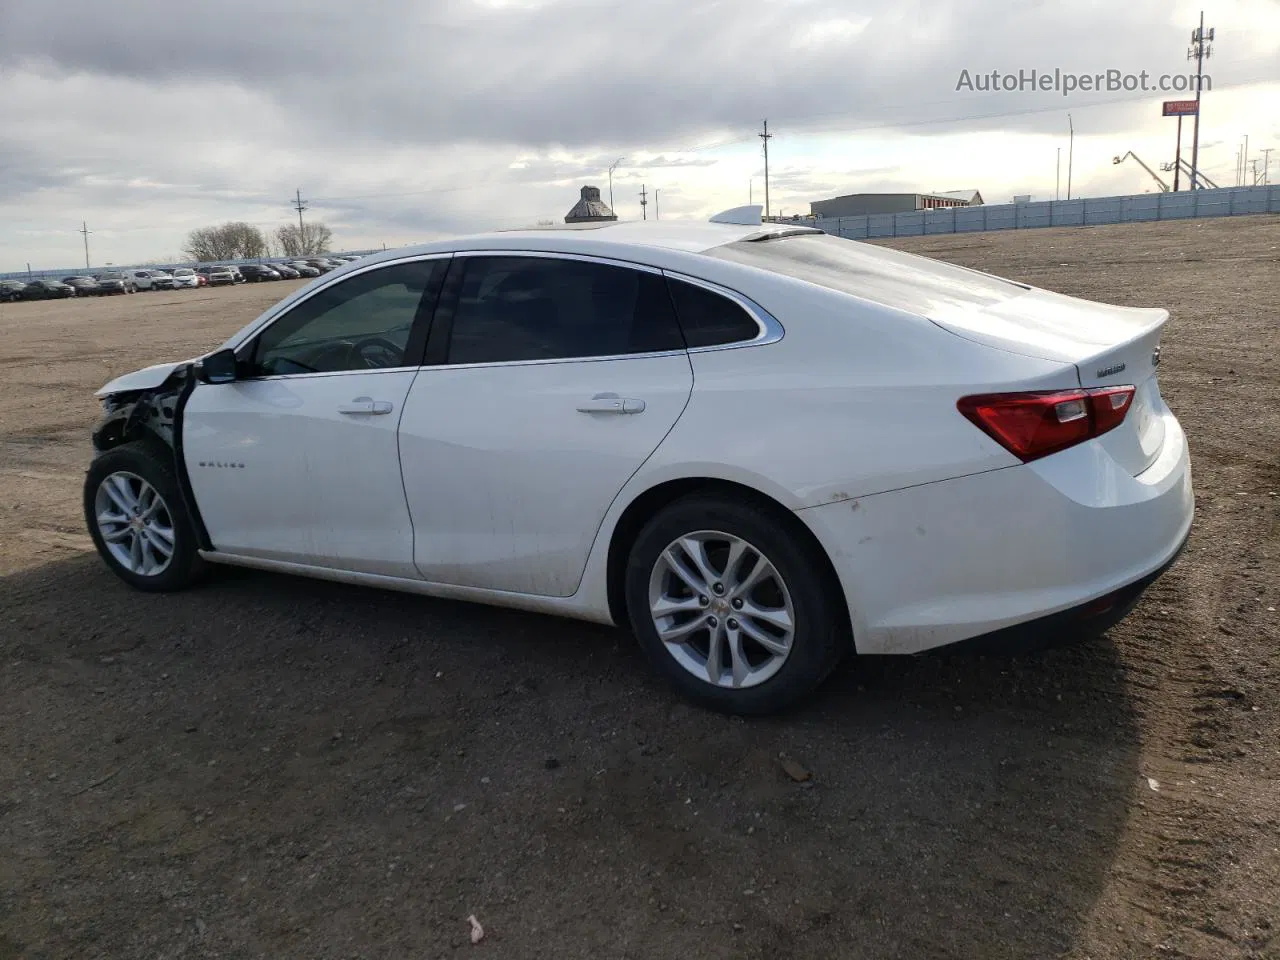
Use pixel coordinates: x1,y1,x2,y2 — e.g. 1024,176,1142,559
398,253,694,597
182,256,447,577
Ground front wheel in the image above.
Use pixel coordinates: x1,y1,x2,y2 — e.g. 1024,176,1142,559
84,441,205,592
624,495,846,715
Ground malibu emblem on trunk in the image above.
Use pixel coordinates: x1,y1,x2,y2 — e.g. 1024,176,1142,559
1096,361,1127,378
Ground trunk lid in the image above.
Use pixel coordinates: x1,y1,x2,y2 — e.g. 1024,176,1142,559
704,235,1169,475
928,288,1168,476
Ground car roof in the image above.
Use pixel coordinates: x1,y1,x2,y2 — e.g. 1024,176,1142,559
340,218,811,274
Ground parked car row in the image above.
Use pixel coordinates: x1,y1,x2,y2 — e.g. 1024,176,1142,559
212,257,365,282
0,256,367,303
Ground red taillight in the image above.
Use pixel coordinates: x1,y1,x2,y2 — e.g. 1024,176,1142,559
957,386,1136,462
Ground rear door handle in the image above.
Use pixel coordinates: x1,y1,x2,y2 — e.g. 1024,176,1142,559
338,397,393,415
577,393,646,415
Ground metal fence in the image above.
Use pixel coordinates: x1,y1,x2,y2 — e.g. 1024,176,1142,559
814,185,1280,240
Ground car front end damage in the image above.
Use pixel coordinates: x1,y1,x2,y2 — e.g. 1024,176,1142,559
92,363,211,550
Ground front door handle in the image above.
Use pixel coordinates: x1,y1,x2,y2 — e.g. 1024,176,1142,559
577,393,646,415
338,397,393,416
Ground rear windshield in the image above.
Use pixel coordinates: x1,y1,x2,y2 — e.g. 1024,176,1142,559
707,233,1028,314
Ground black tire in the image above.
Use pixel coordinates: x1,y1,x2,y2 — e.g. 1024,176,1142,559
84,440,205,592
624,494,846,715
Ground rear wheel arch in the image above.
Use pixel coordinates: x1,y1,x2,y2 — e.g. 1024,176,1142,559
604,477,853,650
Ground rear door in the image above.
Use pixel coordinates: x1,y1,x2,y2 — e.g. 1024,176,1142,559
397,252,694,597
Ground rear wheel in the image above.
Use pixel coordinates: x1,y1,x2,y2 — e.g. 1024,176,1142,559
84,442,205,592
625,495,845,715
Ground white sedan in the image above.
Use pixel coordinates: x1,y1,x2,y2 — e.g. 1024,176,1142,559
83,207,1193,714
170,268,200,289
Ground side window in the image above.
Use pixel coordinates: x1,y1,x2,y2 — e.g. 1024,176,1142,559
249,259,442,376
665,277,762,348
446,256,685,365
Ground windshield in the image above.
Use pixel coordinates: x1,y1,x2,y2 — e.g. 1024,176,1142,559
174,269,193,276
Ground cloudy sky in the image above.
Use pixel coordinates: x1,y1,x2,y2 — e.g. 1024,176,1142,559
1,0,1278,272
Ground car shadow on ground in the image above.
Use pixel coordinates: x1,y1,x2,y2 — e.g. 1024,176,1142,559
1,555,1141,959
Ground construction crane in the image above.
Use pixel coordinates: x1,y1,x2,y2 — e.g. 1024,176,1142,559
1161,157,1222,191
1176,158,1219,189
1113,152,1171,192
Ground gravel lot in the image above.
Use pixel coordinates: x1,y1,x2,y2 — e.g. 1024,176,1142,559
2,217,1278,959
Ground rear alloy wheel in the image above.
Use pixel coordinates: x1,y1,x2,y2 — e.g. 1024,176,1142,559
625,495,845,715
649,531,795,689
84,441,204,592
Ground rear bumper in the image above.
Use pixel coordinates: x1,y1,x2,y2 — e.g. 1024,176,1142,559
798,405,1193,655
935,527,1187,655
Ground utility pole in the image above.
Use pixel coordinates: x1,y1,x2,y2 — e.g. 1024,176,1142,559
1056,147,1061,201
749,179,753,205
654,188,660,220
607,157,625,213
291,188,308,233
1262,147,1274,184
759,119,773,219
639,184,648,221
1173,114,1183,191
79,221,92,270
1249,158,1262,185
1066,114,1074,200
1187,11,1214,189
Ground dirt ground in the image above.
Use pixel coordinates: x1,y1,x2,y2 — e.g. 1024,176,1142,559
1,216,1277,960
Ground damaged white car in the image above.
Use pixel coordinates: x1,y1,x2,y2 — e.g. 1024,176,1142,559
84,208,1193,714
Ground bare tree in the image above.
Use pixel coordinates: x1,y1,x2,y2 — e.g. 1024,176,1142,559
275,222,334,257
183,222,269,261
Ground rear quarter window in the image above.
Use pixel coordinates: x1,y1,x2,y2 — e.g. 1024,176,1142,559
665,277,761,348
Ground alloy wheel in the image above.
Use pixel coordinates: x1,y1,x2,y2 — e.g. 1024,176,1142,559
93,471,176,576
647,530,796,689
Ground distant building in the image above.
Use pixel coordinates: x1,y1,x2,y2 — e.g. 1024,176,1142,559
564,185,617,223
935,189,984,205
809,190,982,218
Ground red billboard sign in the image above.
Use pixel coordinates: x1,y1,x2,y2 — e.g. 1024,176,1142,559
1163,99,1199,116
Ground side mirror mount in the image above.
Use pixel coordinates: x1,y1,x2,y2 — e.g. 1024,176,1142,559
194,347,238,384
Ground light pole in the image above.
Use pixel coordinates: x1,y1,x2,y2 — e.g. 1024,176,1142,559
1067,114,1074,200
1056,147,1061,201
607,157,625,214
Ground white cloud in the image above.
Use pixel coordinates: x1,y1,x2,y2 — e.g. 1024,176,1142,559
791,17,872,50
0,0,1277,271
